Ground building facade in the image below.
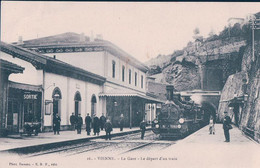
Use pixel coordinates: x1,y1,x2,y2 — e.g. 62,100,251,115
0,32,162,134
14,32,162,128
0,41,105,133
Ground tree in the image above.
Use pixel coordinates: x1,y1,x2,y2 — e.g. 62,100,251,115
208,29,216,37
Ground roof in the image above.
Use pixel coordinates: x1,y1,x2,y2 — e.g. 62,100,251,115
0,41,46,69
14,32,149,72
99,88,164,103
0,59,24,73
13,32,90,45
0,41,106,85
8,81,42,92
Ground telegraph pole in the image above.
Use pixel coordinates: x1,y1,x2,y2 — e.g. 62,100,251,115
250,17,260,125
250,18,260,62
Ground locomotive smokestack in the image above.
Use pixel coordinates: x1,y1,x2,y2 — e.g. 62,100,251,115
166,85,174,101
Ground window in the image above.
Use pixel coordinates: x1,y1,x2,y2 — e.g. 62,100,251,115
141,75,144,88
122,65,125,82
135,72,138,86
112,60,116,78
91,95,97,117
129,69,132,84
52,87,62,117
74,92,82,117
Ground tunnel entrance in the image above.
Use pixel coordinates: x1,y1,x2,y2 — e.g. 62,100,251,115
201,102,217,124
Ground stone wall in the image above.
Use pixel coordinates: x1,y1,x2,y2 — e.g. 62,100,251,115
218,41,260,143
240,66,260,143
217,71,248,121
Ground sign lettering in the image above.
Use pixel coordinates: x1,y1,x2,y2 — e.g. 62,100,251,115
24,94,38,100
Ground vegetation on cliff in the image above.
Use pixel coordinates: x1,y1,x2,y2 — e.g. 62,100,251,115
146,12,260,91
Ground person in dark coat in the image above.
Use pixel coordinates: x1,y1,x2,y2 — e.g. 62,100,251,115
70,113,77,131
76,114,83,134
119,114,124,131
53,113,61,135
93,114,100,135
104,119,113,140
223,111,232,142
140,119,146,140
85,113,92,135
99,113,106,131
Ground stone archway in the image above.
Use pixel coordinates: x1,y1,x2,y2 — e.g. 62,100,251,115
52,87,62,117
201,101,217,124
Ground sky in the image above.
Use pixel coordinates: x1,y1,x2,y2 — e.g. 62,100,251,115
1,2,260,62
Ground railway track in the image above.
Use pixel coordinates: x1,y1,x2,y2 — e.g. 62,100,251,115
21,131,173,157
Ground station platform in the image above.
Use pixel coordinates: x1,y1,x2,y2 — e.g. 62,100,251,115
0,127,142,152
161,124,260,168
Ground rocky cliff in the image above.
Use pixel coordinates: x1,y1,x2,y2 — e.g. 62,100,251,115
218,41,260,143
147,36,247,91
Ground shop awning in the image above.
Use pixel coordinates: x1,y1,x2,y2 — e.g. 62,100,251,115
8,81,43,92
99,89,165,103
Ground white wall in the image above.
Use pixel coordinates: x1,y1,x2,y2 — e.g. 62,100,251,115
44,73,68,126
0,51,42,85
105,52,146,93
45,52,105,76
85,82,102,117
44,72,102,126
45,50,147,93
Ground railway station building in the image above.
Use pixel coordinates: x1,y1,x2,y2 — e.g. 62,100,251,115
0,33,162,134
0,41,105,133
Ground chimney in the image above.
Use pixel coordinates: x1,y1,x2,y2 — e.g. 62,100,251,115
79,33,85,42
166,85,174,101
18,36,24,45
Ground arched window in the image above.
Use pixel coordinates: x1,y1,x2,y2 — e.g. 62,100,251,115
91,94,97,117
52,87,62,117
74,91,82,117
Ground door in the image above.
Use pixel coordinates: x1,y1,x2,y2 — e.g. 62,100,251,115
7,100,21,132
75,101,79,117
53,99,59,116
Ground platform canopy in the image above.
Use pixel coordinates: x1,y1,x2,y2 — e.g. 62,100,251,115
99,89,164,103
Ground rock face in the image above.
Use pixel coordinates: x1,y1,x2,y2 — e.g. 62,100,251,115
218,41,260,143
217,71,248,121
241,68,260,142
147,37,246,91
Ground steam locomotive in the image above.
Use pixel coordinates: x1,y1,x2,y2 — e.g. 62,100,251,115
152,85,206,139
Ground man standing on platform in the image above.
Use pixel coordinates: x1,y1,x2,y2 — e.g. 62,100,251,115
53,113,61,135
70,112,76,131
100,113,106,131
93,114,100,136
85,113,92,135
119,114,124,131
104,118,113,140
140,119,146,140
76,114,83,134
223,111,232,142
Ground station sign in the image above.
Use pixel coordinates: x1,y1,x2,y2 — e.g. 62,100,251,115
24,94,38,100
